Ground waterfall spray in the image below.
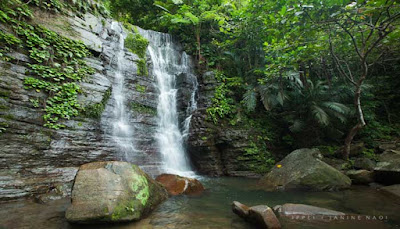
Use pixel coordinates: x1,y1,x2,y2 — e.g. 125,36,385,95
110,22,136,159
139,29,198,176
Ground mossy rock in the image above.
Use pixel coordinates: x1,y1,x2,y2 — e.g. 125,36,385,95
259,148,351,191
65,161,168,223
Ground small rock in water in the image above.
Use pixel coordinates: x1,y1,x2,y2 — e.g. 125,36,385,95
155,174,204,196
65,161,168,224
232,201,250,218
232,202,281,229
248,205,281,229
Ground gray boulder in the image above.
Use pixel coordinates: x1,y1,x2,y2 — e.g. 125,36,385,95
354,158,375,171
65,161,168,223
273,203,345,217
259,149,351,191
346,170,374,185
374,150,400,184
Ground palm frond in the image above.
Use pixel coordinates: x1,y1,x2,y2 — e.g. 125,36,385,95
312,105,329,126
322,102,351,115
242,88,257,112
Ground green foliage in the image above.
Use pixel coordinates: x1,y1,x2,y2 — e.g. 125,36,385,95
131,102,157,115
125,32,149,59
206,71,241,123
82,87,112,119
28,0,109,17
2,0,399,150
124,29,149,76
362,148,378,161
237,140,275,174
29,98,40,108
30,0,65,13
317,145,339,157
0,2,95,129
136,59,148,76
21,26,94,129
135,84,146,93
0,30,22,58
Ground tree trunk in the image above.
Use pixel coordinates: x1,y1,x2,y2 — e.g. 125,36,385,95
195,25,202,62
343,75,367,159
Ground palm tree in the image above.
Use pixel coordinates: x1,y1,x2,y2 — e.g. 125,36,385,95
244,73,351,143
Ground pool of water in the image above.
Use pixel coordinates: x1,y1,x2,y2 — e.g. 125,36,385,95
1,177,399,229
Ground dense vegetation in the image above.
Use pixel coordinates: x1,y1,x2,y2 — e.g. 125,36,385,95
0,0,110,129
1,0,399,167
106,0,400,161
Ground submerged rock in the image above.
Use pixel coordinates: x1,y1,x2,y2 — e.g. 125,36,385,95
380,184,400,203
259,148,351,191
155,174,204,196
274,203,345,217
232,202,281,229
346,170,374,185
65,161,168,223
275,203,391,229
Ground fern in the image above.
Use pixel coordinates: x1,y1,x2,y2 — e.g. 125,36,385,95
312,104,329,126
242,88,257,112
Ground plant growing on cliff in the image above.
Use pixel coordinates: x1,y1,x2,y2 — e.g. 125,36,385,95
0,1,95,129
125,32,149,59
206,71,241,123
82,87,112,119
124,29,149,76
237,141,275,174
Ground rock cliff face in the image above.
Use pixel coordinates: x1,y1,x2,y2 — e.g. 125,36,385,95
187,72,269,178
0,10,195,200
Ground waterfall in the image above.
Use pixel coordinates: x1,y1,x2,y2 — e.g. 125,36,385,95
139,29,198,176
109,22,136,159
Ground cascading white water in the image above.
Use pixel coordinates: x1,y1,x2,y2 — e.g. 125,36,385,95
139,29,197,176
110,22,136,159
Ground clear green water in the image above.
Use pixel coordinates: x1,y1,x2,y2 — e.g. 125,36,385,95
1,177,399,229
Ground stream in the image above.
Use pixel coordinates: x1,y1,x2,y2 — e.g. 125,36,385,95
1,177,399,229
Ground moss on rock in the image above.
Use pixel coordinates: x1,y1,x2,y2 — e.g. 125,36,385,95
66,161,168,224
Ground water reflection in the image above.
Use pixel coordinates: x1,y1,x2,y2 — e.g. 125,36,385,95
0,177,399,229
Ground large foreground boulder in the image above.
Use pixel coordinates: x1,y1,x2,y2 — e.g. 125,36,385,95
155,174,204,196
65,161,168,223
259,149,351,191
